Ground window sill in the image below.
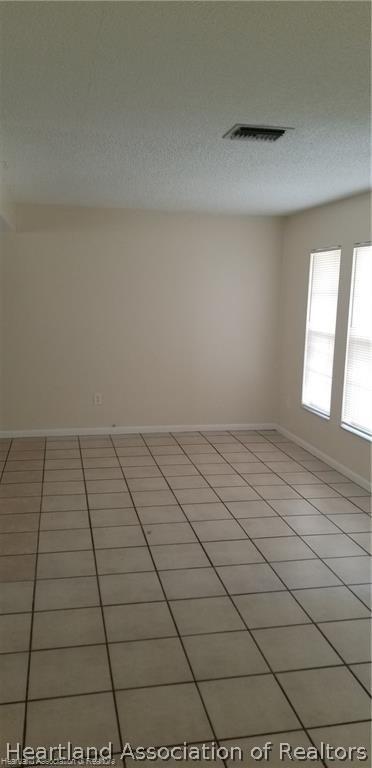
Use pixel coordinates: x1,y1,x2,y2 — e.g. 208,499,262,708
341,422,372,443
301,403,330,421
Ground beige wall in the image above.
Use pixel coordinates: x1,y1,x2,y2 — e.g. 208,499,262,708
2,206,282,431
279,192,371,484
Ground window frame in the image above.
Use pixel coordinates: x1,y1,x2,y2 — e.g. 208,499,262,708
301,245,341,420
341,241,372,443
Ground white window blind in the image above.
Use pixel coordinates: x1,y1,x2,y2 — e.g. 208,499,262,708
302,248,341,416
342,244,372,438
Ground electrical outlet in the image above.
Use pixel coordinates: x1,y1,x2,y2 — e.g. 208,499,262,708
93,392,103,406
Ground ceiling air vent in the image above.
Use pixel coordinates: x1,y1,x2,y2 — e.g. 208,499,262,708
223,124,288,142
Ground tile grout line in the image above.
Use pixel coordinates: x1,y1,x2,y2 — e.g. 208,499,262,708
109,435,225,764
156,432,329,761
21,436,45,751
78,434,125,757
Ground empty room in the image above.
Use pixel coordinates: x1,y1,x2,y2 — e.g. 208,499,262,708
0,1,371,764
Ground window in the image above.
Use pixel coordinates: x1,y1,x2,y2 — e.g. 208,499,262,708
302,248,341,417
342,244,372,438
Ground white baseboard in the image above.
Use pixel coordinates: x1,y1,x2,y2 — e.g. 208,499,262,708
0,422,276,438
276,424,371,493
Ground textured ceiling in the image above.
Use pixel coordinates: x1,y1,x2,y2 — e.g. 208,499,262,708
0,1,370,214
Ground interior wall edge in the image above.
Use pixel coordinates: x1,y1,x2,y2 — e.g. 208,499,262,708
0,422,276,438
277,424,372,493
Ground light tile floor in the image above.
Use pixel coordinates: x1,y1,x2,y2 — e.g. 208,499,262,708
0,429,371,765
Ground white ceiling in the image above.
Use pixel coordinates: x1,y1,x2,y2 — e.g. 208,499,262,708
0,1,370,214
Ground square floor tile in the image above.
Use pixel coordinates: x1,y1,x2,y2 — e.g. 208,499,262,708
182,503,230,521
0,482,42,498
138,505,186,524
330,483,369,497
43,481,85,496
42,495,87,512
350,532,372,554
309,722,371,768
0,532,38,555
239,463,272,474
0,513,39,533
157,456,192,466
253,624,339,671
170,596,244,636
270,499,319,516
86,479,128,494
234,592,310,629
205,475,247,488
132,490,177,507
144,522,196,545
35,576,99,611
0,553,36,582
40,510,89,530
0,652,28,703
323,556,372,584
110,637,192,688
303,534,366,557
192,520,246,542
320,619,371,664
127,478,169,492
278,666,371,727
28,644,111,699
328,514,372,533
350,662,371,692
310,498,362,515
151,543,209,570
247,474,286,486
26,692,120,750
199,675,299,738
38,529,92,553
222,731,313,768
167,476,209,490
90,508,138,527
254,537,315,562
32,607,105,649
226,500,276,519
292,586,371,621
292,485,340,499
160,568,225,599
278,472,319,485
88,492,132,509
0,703,25,760
104,601,176,642
349,497,371,514
255,486,301,500
216,487,260,502
283,516,339,535
117,683,213,746
93,525,145,549
83,468,123,480
96,546,153,575
100,572,163,604
0,613,31,653
217,563,284,594
0,498,41,515
240,518,295,538
184,630,268,679
350,584,372,608
272,560,341,589
162,466,199,477
0,580,34,614
37,550,95,579
204,540,263,566
174,489,220,505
